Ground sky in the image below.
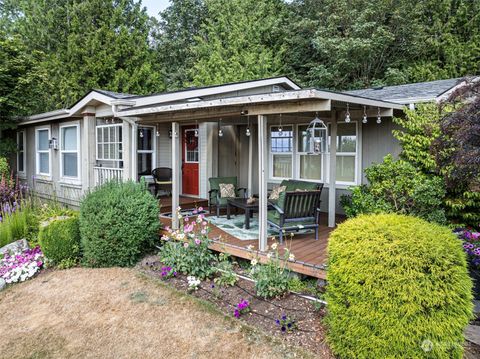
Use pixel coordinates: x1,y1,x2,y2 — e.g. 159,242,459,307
142,0,171,18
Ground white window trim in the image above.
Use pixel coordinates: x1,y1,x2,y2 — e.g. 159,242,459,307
137,125,156,175
295,123,325,183
269,124,293,180
35,126,52,180
96,123,123,166
325,120,360,186
17,130,26,179
59,122,81,185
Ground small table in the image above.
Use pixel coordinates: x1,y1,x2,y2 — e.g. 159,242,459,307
226,198,259,230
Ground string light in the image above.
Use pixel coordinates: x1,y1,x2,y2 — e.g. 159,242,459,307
377,107,382,124
218,118,223,137
362,106,368,124
345,103,351,123
156,124,160,137
194,120,199,137
278,113,283,135
246,115,251,136
139,128,144,138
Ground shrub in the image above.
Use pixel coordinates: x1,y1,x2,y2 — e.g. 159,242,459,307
79,181,159,267
250,243,292,298
159,211,216,279
325,214,473,359
0,203,33,247
214,253,238,287
341,155,447,224
0,157,9,179
38,213,80,266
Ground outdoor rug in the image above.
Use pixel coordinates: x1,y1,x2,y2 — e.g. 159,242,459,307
208,214,313,241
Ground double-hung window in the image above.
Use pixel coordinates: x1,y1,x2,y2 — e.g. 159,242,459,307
270,125,293,179
137,126,155,176
297,125,323,181
35,127,50,176
17,131,26,177
60,124,80,180
330,122,357,184
96,124,123,166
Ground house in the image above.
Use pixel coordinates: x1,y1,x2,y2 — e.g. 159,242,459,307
14,75,420,276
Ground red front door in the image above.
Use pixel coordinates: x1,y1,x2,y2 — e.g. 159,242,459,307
182,126,199,195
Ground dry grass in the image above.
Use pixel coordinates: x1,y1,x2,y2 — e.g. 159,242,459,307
0,268,318,359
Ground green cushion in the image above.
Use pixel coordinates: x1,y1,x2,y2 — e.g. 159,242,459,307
276,180,320,210
209,196,229,206
209,176,237,191
267,210,315,227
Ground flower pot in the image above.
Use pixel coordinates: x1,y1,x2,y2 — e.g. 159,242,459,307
469,267,480,300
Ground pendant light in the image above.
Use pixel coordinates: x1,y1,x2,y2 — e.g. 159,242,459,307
194,120,199,137
139,128,144,138
246,115,251,136
218,118,223,137
156,124,160,137
377,107,382,124
345,103,351,123
306,112,327,154
278,113,283,136
362,106,368,124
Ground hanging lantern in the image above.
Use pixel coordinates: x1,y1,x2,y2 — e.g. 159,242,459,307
345,103,351,123
376,107,382,124
306,113,327,154
362,106,368,124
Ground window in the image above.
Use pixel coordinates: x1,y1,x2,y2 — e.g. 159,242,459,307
60,124,80,180
96,125,122,165
329,122,357,184
297,125,322,181
35,128,50,176
184,129,199,163
137,126,155,176
269,125,293,179
17,131,26,176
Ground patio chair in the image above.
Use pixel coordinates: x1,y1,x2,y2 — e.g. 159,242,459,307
208,176,247,217
267,185,323,244
152,167,173,197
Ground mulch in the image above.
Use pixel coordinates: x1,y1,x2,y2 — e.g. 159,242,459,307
138,255,334,358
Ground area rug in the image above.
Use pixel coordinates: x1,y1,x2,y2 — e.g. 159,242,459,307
208,214,314,241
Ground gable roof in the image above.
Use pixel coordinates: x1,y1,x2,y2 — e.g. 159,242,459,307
344,78,467,104
93,89,136,99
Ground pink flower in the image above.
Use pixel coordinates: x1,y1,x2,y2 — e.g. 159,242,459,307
201,229,207,235
184,217,189,222
195,238,201,245
183,242,189,248
202,221,208,227
198,207,203,212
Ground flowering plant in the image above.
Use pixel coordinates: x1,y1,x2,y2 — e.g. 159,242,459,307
234,299,250,318
187,275,201,291
0,246,44,284
276,314,297,333
160,266,177,279
456,229,480,269
159,207,216,279
249,239,293,298
0,174,28,221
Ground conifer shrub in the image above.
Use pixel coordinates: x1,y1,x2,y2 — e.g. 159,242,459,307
79,181,159,267
325,214,473,359
38,213,80,267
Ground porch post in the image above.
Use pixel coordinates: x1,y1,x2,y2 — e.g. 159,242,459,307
328,111,337,228
247,125,254,197
258,115,268,251
171,122,180,229
131,122,138,181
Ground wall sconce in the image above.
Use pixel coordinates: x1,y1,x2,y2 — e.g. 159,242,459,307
49,137,58,150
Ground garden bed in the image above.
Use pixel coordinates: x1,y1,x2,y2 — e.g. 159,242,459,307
138,254,333,358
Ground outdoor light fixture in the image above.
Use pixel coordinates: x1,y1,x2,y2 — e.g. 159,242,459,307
246,115,251,137
278,113,283,135
345,103,351,123
139,129,144,138
156,124,160,137
306,112,327,154
194,120,199,137
49,137,58,150
377,107,382,124
218,118,223,137
362,106,368,124
241,109,249,116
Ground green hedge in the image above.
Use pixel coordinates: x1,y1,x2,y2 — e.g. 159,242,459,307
38,213,80,266
325,214,473,359
79,181,159,267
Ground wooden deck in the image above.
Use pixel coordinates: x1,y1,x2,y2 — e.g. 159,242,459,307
159,213,344,279
158,195,209,213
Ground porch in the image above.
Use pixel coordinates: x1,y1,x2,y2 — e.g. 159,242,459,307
159,213,344,279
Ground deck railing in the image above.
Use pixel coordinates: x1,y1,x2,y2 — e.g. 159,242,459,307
93,167,124,186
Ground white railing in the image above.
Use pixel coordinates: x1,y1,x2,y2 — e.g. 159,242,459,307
93,167,124,187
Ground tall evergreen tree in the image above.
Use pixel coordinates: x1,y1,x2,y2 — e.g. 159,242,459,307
189,0,287,87
152,0,205,90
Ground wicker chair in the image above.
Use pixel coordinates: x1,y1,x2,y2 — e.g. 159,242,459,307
152,167,173,196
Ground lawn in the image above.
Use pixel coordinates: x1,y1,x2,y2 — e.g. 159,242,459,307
0,267,320,359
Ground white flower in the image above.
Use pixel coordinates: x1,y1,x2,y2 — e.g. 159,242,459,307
266,253,272,259
251,259,258,266
289,253,295,261
271,243,278,250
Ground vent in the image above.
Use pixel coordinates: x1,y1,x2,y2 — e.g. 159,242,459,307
272,85,281,93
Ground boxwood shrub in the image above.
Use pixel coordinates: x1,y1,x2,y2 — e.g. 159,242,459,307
325,214,473,359
79,181,159,267
38,212,80,266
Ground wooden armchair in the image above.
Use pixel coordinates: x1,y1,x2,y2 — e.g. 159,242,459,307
208,176,247,217
267,188,323,243
152,167,172,197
